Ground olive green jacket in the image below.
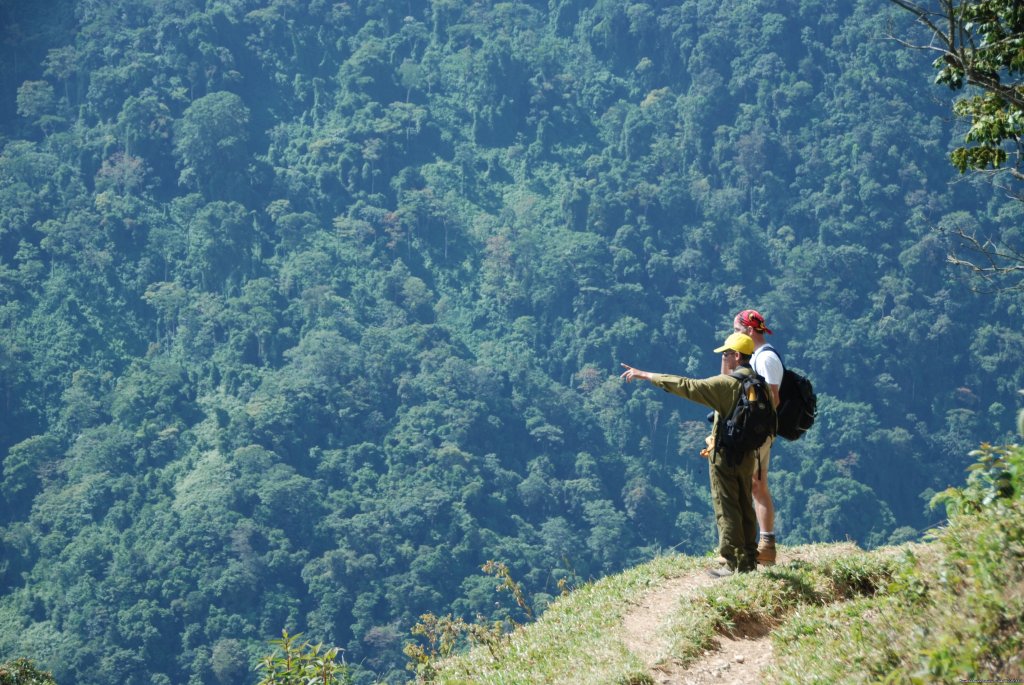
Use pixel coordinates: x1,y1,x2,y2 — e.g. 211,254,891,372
648,366,754,458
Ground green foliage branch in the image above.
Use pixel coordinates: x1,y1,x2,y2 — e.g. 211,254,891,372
931,441,1021,515
255,630,352,685
404,560,536,683
890,0,1024,288
896,441,1023,679
0,659,57,685
890,0,1024,176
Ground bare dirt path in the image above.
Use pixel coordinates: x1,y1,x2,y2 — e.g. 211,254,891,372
620,572,717,665
620,545,871,683
620,564,777,685
663,624,773,685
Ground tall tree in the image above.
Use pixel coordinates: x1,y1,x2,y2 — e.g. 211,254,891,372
173,91,251,200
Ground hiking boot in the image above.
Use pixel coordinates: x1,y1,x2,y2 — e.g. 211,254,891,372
707,567,735,579
757,539,777,566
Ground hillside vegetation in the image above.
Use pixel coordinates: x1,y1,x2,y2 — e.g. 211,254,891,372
0,1,1021,683
420,441,1024,684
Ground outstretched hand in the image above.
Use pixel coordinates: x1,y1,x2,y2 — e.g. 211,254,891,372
620,363,649,383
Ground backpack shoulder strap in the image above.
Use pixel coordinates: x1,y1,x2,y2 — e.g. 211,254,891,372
729,367,762,385
729,368,752,382
754,343,784,369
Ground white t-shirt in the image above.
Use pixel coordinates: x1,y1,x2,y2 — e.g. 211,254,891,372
752,345,784,387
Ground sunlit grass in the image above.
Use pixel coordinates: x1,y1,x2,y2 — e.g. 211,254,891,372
432,553,707,685
427,544,906,685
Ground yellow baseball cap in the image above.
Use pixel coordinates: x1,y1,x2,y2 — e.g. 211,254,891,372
713,332,754,355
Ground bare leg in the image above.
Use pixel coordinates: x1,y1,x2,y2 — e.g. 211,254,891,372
751,471,774,533
752,439,777,565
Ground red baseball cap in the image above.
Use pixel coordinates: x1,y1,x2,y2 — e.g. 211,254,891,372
737,309,772,334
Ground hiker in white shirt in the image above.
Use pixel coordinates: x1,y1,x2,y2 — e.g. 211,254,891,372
733,309,781,565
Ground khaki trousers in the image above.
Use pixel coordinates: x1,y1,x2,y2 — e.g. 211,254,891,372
709,449,758,571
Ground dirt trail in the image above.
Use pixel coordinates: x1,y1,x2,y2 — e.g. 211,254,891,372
663,624,774,685
620,564,777,685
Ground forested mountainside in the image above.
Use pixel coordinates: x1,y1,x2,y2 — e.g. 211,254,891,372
0,1,1019,683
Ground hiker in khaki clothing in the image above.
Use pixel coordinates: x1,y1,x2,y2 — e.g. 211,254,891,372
621,332,761,577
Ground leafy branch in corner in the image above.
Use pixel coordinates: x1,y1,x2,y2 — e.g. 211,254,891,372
0,658,57,685
888,0,1024,178
931,441,1021,516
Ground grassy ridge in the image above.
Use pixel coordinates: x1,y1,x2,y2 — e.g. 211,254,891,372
421,444,1024,685
771,444,1024,683
424,545,906,684
421,554,706,685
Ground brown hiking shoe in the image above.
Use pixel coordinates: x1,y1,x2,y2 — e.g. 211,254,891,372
757,539,777,565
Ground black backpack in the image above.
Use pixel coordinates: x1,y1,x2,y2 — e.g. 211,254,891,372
757,345,817,441
717,369,776,467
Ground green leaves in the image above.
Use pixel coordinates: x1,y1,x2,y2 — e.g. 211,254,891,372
930,442,1020,515
256,630,350,685
0,658,57,685
949,90,1024,172
900,1,1024,174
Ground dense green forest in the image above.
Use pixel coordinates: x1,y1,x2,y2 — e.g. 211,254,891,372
0,0,1019,683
